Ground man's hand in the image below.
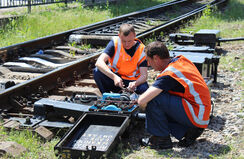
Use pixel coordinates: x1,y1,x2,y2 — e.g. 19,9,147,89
127,81,137,92
113,75,124,88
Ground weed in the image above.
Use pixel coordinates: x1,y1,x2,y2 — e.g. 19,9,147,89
68,41,77,56
56,2,67,8
105,0,109,10
202,5,212,17
146,20,161,26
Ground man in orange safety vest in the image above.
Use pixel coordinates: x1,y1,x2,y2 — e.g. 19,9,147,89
94,23,149,94
138,41,211,149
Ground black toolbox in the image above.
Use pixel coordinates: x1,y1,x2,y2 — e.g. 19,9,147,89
194,29,220,48
54,113,130,159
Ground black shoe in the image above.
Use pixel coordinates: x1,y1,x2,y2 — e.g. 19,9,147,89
178,127,204,147
140,135,173,149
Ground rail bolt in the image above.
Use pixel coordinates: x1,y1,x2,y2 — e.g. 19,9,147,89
24,117,32,125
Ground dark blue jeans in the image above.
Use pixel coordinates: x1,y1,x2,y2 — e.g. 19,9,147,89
93,67,149,94
146,92,195,140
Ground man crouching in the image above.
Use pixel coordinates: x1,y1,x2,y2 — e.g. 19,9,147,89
138,41,211,149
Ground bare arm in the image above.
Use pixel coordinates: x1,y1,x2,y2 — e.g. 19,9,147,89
137,86,163,110
136,67,148,86
127,67,148,91
95,53,124,88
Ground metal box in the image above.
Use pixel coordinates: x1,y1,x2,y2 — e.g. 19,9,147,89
169,33,194,45
194,29,220,48
169,51,219,82
54,113,130,159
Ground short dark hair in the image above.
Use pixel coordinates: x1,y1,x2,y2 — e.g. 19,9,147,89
119,23,135,36
145,41,169,59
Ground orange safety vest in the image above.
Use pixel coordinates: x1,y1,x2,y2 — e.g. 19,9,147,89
108,37,146,80
157,55,211,128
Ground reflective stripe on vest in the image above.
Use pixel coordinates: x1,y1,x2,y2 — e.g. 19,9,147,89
111,36,121,73
109,37,145,80
162,66,209,126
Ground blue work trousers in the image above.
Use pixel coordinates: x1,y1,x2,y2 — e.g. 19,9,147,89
93,67,149,94
146,92,195,140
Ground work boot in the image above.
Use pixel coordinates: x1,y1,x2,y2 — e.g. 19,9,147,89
140,135,173,149
178,127,204,147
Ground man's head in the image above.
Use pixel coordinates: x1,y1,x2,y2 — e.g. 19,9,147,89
119,24,136,50
145,41,170,71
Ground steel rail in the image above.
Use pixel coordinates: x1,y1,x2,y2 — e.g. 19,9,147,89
0,0,187,57
137,0,227,39
0,52,100,110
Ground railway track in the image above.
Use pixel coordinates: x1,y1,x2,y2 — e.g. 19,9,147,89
0,0,222,88
0,0,230,158
0,0,227,127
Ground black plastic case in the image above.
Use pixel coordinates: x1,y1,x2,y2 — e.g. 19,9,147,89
54,113,130,159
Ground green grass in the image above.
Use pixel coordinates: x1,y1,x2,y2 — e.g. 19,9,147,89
0,125,59,158
181,0,244,38
220,54,244,73
0,0,170,48
208,133,244,159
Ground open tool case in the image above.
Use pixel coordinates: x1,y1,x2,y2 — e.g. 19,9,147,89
54,93,138,158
